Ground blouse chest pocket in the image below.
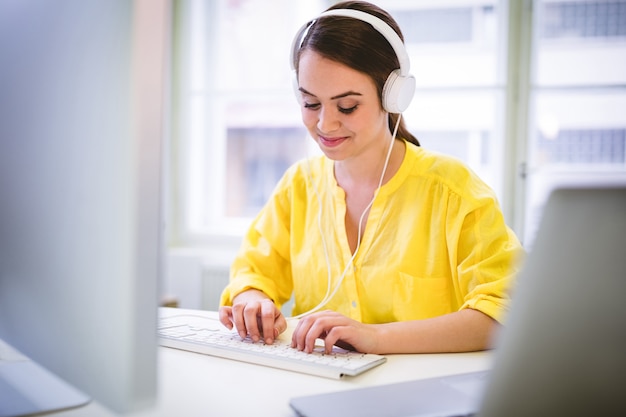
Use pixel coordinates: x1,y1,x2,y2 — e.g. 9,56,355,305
391,272,455,321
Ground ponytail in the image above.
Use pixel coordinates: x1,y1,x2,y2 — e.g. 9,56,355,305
389,113,420,147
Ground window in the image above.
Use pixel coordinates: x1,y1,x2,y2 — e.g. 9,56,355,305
170,0,511,248
226,126,306,217
169,0,323,244
523,0,626,246
389,1,507,200
168,0,626,251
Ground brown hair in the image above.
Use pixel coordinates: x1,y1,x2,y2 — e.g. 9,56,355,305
294,1,420,146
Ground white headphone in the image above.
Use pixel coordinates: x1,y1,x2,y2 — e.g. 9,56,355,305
290,8,416,114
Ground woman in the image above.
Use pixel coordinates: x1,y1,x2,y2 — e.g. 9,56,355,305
219,1,523,355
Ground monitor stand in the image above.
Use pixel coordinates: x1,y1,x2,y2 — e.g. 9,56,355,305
0,339,90,417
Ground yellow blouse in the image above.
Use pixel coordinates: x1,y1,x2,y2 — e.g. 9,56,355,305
220,142,523,324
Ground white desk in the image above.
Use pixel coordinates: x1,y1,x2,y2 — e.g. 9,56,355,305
57,308,494,417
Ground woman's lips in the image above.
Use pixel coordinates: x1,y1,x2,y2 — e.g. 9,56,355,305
318,135,348,147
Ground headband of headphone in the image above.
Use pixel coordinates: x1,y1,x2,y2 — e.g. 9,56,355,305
290,8,416,113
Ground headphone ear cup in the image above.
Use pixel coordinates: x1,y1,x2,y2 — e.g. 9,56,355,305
382,69,416,113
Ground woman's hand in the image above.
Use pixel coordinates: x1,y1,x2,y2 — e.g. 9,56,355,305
290,308,497,355
218,289,287,344
290,310,382,354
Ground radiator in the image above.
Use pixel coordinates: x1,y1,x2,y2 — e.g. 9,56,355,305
165,250,231,310
201,265,230,311
165,250,293,313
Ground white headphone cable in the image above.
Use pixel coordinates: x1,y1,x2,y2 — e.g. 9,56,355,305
289,113,402,320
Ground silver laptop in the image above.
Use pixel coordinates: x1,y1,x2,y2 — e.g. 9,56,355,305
290,186,626,417
290,370,489,417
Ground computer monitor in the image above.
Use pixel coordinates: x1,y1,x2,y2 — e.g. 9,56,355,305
0,0,170,413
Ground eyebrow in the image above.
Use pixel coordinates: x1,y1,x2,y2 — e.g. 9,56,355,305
298,87,363,100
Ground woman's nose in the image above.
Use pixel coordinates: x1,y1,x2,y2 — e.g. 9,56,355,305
317,106,340,133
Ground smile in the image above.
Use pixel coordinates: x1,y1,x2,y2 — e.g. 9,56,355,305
318,135,348,147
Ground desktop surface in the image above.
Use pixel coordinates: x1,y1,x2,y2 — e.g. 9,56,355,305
53,308,493,417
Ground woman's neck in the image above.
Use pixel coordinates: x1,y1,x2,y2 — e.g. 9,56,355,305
334,138,405,191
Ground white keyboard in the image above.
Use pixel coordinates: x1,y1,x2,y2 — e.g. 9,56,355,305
158,314,386,379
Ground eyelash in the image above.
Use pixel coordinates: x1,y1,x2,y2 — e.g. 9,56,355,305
303,103,358,115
